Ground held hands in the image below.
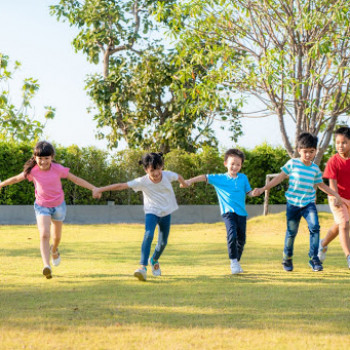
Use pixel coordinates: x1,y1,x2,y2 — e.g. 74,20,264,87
333,195,343,207
329,195,344,207
180,179,192,188
92,187,102,199
251,187,265,197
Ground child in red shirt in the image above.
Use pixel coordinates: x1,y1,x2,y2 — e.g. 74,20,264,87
318,127,350,268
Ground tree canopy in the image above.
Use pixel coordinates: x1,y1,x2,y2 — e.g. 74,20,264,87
0,53,55,142
50,0,241,152
160,0,350,162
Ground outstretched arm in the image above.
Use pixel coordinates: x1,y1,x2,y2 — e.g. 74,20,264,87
252,172,288,196
177,174,188,188
181,175,207,187
0,173,26,190
92,182,130,198
67,172,97,191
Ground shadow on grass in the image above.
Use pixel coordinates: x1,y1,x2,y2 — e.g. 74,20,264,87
1,270,350,335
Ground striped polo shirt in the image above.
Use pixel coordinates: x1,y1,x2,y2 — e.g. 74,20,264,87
281,158,323,207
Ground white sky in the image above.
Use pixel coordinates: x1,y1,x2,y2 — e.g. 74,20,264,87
0,1,286,152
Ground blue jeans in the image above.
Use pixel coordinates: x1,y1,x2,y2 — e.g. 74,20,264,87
140,214,171,266
284,202,320,259
222,212,246,260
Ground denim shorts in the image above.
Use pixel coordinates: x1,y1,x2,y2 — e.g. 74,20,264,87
34,201,67,221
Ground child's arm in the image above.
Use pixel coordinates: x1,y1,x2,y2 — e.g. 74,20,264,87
182,175,207,187
328,179,338,192
177,174,188,188
92,183,130,198
0,173,26,190
317,182,342,205
67,173,97,191
252,172,288,197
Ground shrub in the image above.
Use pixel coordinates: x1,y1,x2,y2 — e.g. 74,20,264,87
0,142,331,205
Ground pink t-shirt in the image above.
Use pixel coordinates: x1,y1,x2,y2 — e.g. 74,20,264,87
27,163,70,207
323,153,350,199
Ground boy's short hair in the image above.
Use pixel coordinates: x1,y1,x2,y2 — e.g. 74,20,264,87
224,148,245,163
297,132,318,149
334,126,350,139
139,152,164,169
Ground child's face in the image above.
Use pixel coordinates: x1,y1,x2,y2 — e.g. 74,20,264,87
35,155,53,171
335,134,350,158
145,165,163,183
298,148,316,165
224,155,242,177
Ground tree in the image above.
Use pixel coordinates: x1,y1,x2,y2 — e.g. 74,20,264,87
160,0,350,163
50,0,240,152
0,53,55,142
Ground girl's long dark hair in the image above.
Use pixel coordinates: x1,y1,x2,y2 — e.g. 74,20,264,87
23,141,55,178
138,152,164,169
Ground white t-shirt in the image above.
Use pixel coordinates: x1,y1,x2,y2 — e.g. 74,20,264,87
127,171,179,217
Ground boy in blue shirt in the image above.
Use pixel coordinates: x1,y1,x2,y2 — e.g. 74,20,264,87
184,148,253,274
253,133,342,272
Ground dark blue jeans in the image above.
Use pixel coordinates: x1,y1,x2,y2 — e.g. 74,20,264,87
284,202,320,259
140,214,171,266
222,212,247,260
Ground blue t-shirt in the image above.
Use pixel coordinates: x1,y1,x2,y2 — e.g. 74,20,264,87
207,173,252,216
281,158,323,207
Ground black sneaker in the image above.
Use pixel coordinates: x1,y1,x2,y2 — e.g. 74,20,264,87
42,266,52,279
309,257,323,272
282,259,293,271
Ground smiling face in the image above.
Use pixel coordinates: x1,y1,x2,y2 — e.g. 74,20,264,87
298,147,316,165
145,165,163,183
335,134,350,158
224,155,242,178
35,155,53,171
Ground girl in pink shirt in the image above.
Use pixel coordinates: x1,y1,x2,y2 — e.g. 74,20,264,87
0,141,99,279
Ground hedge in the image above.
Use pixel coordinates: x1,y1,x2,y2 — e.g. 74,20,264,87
0,141,331,205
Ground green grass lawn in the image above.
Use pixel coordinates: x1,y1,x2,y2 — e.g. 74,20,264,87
0,212,349,349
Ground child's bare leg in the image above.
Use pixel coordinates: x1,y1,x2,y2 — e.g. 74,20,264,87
338,222,350,257
322,223,339,247
36,215,52,267
51,220,63,253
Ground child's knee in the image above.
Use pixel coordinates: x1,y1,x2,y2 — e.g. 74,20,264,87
338,221,349,231
40,230,50,240
144,230,155,242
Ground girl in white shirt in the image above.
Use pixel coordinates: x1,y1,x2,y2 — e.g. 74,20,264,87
93,152,187,281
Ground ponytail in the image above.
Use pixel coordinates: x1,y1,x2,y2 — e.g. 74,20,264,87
23,156,37,178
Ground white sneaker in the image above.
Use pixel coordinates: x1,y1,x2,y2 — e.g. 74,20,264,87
347,255,350,269
42,266,52,279
134,267,147,281
50,246,61,267
231,260,243,274
318,239,328,262
149,257,161,276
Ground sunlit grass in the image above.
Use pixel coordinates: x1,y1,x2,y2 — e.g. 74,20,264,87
0,213,349,349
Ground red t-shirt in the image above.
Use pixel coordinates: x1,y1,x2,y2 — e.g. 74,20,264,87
323,153,350,199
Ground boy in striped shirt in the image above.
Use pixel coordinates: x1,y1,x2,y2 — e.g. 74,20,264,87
253,133,342,272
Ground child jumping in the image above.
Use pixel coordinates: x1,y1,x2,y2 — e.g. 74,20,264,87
93,152,187,282
318,126,350,269
253,132,342,272
184,148,253,274
0,141,99,279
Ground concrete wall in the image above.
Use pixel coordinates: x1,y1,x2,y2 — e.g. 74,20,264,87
0,204,331,225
